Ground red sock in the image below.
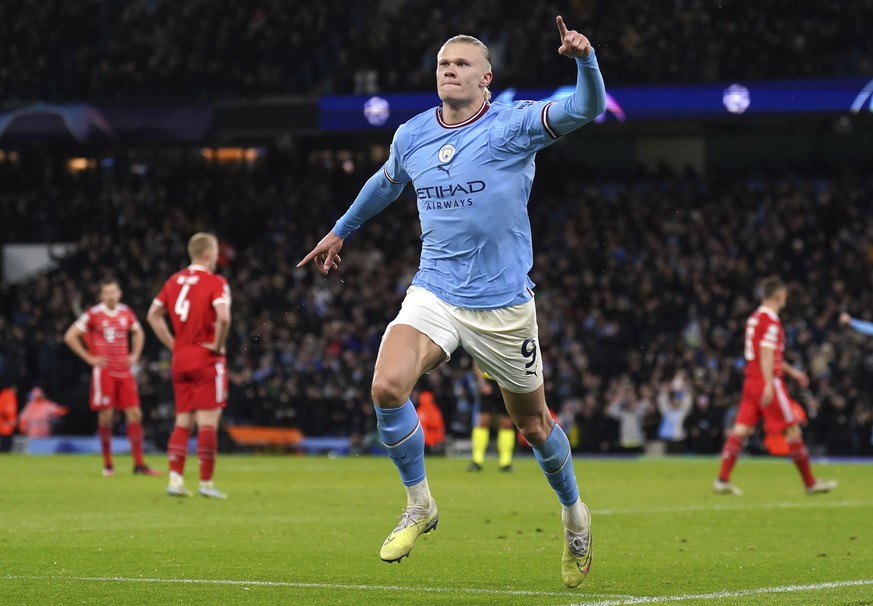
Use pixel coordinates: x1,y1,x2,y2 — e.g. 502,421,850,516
167,426,190,476
98,424,113,468
127,421,145,467
197,425,218,482
718,433,744,482
788,438,815,487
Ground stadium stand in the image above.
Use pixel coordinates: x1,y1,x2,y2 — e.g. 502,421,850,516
2,1,872,457
1,1,871,101
2,155,872,456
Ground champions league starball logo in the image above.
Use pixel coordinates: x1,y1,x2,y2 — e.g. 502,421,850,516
723,84,751,114
363,96,390,126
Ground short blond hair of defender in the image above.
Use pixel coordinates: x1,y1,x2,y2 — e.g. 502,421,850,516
187,232,218,261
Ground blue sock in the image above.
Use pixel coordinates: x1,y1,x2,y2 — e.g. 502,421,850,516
376,400,426,487
532,423,579,506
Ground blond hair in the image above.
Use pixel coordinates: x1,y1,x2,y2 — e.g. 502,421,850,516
188,232,218,261
440,35,492,102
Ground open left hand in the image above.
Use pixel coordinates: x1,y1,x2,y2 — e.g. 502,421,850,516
556,15,591,59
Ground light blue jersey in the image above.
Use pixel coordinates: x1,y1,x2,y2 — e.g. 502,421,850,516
334,52,606,309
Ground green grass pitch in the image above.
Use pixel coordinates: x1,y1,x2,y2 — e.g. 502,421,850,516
1,453,871,605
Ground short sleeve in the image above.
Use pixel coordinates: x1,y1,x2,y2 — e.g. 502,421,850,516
759,319,779,349
74,311,90,333
127,309,142,331
213,279,231,308
153,280,169,309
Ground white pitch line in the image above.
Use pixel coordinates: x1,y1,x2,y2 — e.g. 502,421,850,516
0,575,636,600
568,579,873,606
595,499,872,516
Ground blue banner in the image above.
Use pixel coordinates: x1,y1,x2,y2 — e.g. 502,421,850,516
0,103,213,143
320,77,873,131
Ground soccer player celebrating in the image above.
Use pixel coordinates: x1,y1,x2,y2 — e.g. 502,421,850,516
147,233,231,499
64,278,159,476
298,16,604,586
714,277,837,495
468,361,516,473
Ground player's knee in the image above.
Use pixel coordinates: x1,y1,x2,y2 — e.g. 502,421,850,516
731,424,752,439
370,377,409,408
784,425,801,440
516,415,551,447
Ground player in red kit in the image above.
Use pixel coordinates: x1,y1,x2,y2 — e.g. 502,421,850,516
714,277,837,495
64,278,160,476
147,233,231,498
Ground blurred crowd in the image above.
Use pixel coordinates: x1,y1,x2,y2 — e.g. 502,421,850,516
2,152,873,457
2,0,871,102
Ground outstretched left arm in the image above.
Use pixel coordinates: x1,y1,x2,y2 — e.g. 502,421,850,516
546,15,607,135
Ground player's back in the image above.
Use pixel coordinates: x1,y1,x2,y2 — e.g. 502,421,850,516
156,265,230,373
743,306,784,379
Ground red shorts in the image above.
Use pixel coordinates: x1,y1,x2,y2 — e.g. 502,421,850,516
172,360,227,414
90,368,140,411
735,376,799,434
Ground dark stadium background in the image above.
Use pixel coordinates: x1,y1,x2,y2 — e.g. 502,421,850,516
2,0,873,457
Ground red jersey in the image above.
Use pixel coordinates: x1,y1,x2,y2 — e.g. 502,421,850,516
743,305,784,379
75,303,140,377
153,265,231,373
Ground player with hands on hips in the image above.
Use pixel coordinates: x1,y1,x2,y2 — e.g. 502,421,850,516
64,278,160,477
147,233,231,499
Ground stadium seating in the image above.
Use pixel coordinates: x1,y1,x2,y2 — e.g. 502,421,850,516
3,159,872,457
1,1,870,101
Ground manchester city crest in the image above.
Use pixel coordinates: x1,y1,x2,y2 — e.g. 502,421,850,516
438,144,456,163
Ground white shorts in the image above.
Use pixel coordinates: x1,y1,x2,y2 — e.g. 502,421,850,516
386,286,544,394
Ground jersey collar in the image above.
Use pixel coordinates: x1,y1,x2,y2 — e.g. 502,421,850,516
98,303,120,316
436,100,490,129
758,305,780,321
188,264,211,273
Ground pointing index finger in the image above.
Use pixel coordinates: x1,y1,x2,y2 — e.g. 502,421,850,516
556,15,568,38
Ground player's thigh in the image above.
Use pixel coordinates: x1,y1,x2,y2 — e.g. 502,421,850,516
735,381,763,429
196,407,223,427
115,376,141,411
373,324,447,404
374,287,459,402
192,362,228,411
762,379,797,435
458,299,543,394
174,362,226,414
89,367,115,411
172,374,195,415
